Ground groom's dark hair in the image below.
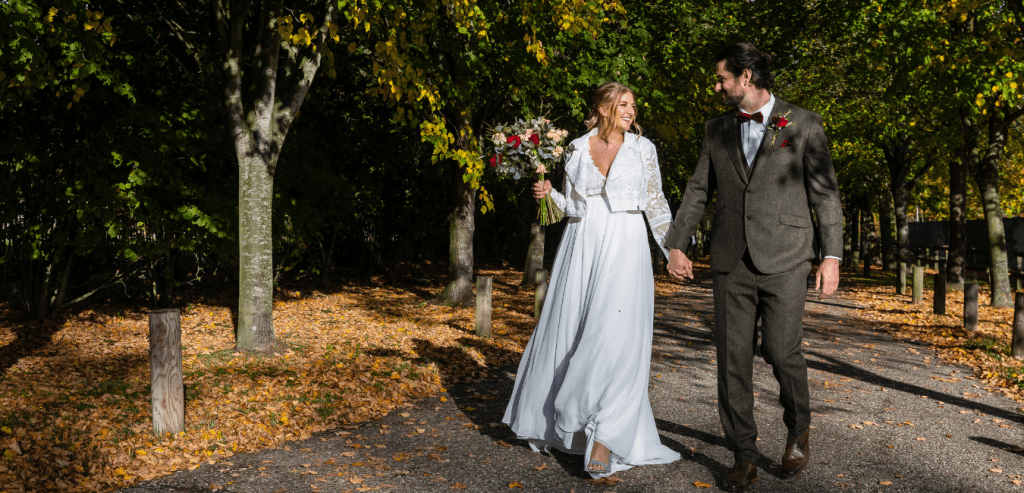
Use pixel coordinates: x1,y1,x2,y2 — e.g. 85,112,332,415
716,42,775,90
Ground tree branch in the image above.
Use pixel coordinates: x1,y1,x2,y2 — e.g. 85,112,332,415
215,0,252,142
275,1,337,138
254,0,285,127
907,153,939,189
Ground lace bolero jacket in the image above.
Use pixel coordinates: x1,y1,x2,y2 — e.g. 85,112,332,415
548,128,673,259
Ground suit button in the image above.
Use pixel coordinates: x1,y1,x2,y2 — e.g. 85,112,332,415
746,216,752,220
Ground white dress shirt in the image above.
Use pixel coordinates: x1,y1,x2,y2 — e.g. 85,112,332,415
738,94,774,167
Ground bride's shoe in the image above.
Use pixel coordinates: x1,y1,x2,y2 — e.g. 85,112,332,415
587,441,612,476
587,457,611,474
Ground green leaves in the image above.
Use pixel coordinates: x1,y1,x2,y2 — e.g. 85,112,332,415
0,0,131,111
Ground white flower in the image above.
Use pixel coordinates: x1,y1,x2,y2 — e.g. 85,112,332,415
553,146,563,157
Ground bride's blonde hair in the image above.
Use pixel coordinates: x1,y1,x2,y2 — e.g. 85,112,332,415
584,81,642,140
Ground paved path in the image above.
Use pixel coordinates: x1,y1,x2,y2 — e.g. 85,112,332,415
122,275,1024,492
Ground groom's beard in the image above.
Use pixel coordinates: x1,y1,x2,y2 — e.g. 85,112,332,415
720,90,743,107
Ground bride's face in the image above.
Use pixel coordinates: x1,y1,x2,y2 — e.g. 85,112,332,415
607,92,637,133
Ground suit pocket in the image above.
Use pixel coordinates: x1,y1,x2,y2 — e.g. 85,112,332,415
780,213,812,228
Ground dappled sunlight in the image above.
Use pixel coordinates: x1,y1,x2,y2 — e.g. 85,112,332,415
0,266,539,491
845,273,1024,403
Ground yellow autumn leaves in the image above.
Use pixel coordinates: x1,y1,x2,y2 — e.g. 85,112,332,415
276,13,341,49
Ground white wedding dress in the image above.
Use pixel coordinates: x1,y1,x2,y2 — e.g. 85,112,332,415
503,139,680,477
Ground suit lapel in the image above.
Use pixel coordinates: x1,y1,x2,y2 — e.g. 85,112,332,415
748,99,788,181
721,114,749,185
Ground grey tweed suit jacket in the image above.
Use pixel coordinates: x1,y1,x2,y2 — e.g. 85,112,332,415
664,98,843,275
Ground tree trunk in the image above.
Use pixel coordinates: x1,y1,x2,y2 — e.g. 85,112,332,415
318,226,338,287
842,205,854,265
878,188,896,270
947,148,967,291
974,166,1011,307
520,220,545,288
892,182,910,293
236,149,277,350
161,250,175,308
849,206,861,268
966,105,1013,308
438,164,476,304
213,0,334,349
860,196,875,276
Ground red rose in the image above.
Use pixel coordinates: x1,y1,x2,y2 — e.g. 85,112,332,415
529,134,540,146
780,139,791,148
778,116,789,127
490,154,501,167
507,135,521,148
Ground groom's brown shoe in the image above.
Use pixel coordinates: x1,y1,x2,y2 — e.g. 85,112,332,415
782,430,810,478
721,461,757,492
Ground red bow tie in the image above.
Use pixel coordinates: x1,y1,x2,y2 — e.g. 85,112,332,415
737,111,763,124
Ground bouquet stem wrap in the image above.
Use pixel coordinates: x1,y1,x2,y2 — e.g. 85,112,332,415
536,173,564,226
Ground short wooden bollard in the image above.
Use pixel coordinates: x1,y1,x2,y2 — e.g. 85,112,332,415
898,262,907,295
1017,255,1024,291
933,273,946,315
475,276,492,338
149,308,184,435
964,283,979,332
534,269,549,318
912,265,924,304
1013,292,1024,360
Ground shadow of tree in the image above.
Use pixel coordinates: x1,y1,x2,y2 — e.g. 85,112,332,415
0,314,63,374
969,436,1024,458
805,352,1024,424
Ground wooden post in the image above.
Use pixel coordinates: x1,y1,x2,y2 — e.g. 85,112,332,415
1013,292,1024,360
912,265,924,304
933,273,946,315
534,269,549,318
475,276,492,338
1017,255,1024,291
149,308,184,436
965,283,979,332
898,262,907,295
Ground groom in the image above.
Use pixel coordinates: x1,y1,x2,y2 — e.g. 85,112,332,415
665,42,843,491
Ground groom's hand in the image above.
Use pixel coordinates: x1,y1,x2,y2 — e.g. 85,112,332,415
668,249,693,281
815,257,840,298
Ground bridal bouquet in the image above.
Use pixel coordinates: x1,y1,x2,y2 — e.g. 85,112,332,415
489,117,569,225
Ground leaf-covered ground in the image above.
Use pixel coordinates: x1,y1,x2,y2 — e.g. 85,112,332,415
844,267,1024,405
0,264,539,492
1,262,1023,492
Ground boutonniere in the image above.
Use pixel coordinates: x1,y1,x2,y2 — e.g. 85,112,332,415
768,110,794,147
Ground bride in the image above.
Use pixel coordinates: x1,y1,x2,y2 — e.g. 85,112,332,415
502,81,681,478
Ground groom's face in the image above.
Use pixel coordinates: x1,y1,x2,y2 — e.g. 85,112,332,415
714,60,746,108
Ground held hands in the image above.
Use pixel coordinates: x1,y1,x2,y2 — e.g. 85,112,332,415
533,180,552,200
668,249,693,281
815,257,840,298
